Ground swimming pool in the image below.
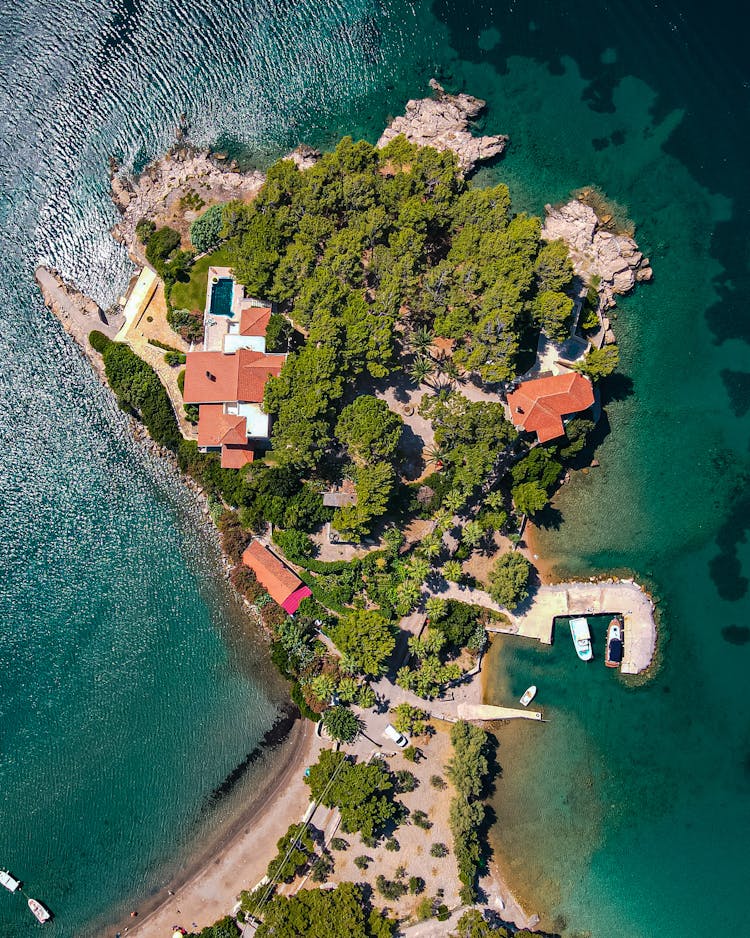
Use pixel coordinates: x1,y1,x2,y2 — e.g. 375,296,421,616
209,277,234,316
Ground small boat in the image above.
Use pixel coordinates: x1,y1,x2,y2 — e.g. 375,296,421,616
605,618,623,668
569,617,593,661
28,898,52,924
519,685,537,707
0,869,21,892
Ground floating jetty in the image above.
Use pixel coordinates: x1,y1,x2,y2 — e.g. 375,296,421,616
457,703,543,722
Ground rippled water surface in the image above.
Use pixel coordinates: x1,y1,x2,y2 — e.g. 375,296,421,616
1,1,749,935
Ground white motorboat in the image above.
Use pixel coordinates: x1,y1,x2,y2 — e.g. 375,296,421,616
519,685,537,706
569,617,593,661
28,898,52,924
0,869,21,892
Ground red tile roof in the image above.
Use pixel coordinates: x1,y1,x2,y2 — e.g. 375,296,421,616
221,445,255,469
507,372,594,443
183,349,286,405
242,541,304,609
240,305,272,337
197,405,247,448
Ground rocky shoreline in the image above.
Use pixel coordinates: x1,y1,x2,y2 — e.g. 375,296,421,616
377,78,508,173
542,198,653,325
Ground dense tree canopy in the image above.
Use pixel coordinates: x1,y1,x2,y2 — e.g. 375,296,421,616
255,882,394,938
486,551,532,609
305,749,399,838
190,204,224,253
239,136,572,471
331,609,396,677
335,395,403,464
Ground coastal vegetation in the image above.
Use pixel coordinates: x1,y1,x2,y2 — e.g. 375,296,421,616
253,882,394,938
90,333,182,451
446,721,493,902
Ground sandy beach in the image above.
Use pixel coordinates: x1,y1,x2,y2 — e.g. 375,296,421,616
105,720,322,938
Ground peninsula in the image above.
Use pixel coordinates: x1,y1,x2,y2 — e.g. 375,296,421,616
36,81,656,938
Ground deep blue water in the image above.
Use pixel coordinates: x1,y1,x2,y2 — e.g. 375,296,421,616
1,1,748,935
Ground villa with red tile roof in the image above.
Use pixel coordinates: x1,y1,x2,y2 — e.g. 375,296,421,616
506,372,595,443
182,270,286,468
242,540,312,614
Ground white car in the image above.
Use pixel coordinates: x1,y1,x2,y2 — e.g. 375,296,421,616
383,723,408,747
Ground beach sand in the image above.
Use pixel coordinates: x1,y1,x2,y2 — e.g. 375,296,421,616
106,720,322,938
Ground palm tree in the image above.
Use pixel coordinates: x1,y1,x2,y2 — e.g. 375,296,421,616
409,354,435,387
404,556,431,584
409,326,435,357
418,532,442,562
442,559,463,584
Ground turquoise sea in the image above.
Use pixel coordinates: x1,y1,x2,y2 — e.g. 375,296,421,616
1,1,748,935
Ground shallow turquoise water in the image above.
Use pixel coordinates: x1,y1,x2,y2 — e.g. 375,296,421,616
0,1,748,935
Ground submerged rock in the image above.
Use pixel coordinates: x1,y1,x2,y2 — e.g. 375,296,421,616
542,199,653,312
377,79,508,173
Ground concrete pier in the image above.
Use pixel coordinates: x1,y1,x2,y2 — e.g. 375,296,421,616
457,704,543,722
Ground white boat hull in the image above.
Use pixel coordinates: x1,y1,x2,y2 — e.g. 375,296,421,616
519,685,537,706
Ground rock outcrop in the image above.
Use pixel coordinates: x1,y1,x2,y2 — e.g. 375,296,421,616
35,266,124,378
377,79,508,173
110,148,267,261
542,199,653,313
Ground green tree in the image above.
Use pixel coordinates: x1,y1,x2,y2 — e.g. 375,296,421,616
486,552,532,609
443,560,463,583
305,750,399,838
335,396,403,463
331,610,396,677
451,909,510,937
190,204,224,253
533,289,575,343
534,238,573,292
573,344,619,380
266,823,315,883
255,882,394,938
322,706,361,743
511,480,549,517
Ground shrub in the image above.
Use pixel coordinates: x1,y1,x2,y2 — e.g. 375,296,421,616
408,876,424,895
403,746,419,763
411,810,432,830
135,218,156,244
430,775,447,790
416,897,434,920
164,350,186,366
436,904,450,922
89,330,111,354
430,842,448,858
190,204,224,253
168,307,204,343
395,770,418,793
354,854,370,870
177,368,186,395
102,342,181,450
384,837,400,852
330,837,348,851
145,225,181,273
375,874,407,901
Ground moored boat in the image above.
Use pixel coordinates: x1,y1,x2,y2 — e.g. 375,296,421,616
605,618,623,668
0,869,21,892
569,617,593,661
28,898,52,924
519,685,537,706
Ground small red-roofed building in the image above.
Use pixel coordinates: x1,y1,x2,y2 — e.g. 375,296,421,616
506,372,595,443
242,541,312,614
